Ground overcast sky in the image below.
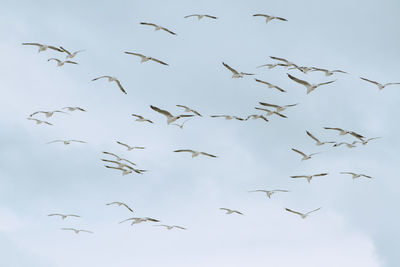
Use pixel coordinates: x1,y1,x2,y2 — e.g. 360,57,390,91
1,0,399,266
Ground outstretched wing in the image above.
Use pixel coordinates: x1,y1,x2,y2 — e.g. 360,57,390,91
291,148,307,157
285,208,304,217
287,73,311,87
222,62,238,75
150,105,173,118
114,80,127,94
200,152,217,158
306,131,320,143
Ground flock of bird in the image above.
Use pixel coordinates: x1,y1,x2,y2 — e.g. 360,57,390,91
21,11,397,235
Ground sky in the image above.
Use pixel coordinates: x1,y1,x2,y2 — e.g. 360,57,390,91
1,0,399,266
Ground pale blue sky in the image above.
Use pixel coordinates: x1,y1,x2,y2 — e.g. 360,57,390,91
0,0,399,266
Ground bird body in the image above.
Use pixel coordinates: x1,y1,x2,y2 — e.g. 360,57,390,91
48,58,78,66
220,208,243,215
222,62,254,78
340,172,372,179
253,14,287,23
287,73,335,94
248,189,289,199
291,173,328,183
92,76,127,94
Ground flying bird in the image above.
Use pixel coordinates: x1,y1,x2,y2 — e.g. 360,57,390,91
291,148,320,161
333,141,357,148
106,202,134,212
254,107,287,118
140,22,176,35
258,102,298,112
340,172,372,179
22,43,63,53
245,114,269,122
102,152,137,166
220,208,243,215
46,140,86,145
47,58,78,67
184,14,217,20
306,131,335,146
287,73,335,94
150,105,194,124
323,127,364,140
222,62,254,78
30,110,69,118
48,214,80,220
116,141,145,151
269,56,296,67
248,189,289,199
253,14,288,23
354,137,381,145
119,217,160,225
176,105,202,116
173,149,217,158
360,77,400,90
92,76,127,94
131,114,153,123
290,173,328,183
285,207,321,219
254,79,286,92
61,228,93,234
104,165,133,176
62,106,86,112
59,46,85,59
153,224,186,230
311,68,348,76
172,118,192,129
124,51,168,66
27,118,52,125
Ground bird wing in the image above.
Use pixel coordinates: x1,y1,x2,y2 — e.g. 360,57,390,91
150,57,169,65
317,80,336,87
70,140,86,143
48,213,63,217
205,15,217,19
361,174,372,179
173,226,187,230
150,105,173,118
258,102,280,109
200,152,217,158
92,76,111,81
360,77,380,85
102,151,120,159
291,148,307,157
120,158,137,166
48,46,64,52
290,175,308,179
313,173,328,177
287,73,311,87
273,111,287,118
161,27,177,35
270,56,290,64
349,131,364,140
285,208,304,217
121,203,134,212
174,149,195,153
340,172,355,176
184,14,199,18
305,207,321,215
140,22,157,27
385,82,400,86
275,17,288,21
253,14,268,17
65,61,78,64
272,189,290,192
124,51,145,58
324,127,344,132
79,230,93,233
22,42,42,47
60,46,71,55
222,62,238,74
117,141,131,149
306,131,321,143
114,80,127,94
47,58,60,63
46,140,63,144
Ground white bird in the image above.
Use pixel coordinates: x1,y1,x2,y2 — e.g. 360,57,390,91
26,118,52,125
253,14,288,23
116,141,145,151
131,114,153,123
340,172,372,179
248,189,289,199
184,14,217,20
59,46,85,59
140,22,176,35
354,137,381,145
360,77,400,90
46,140,86,145
106,202,134,212
48,214,80,220
172,118,192,129
119,217,160,225
258,102,298,112
154,224,186,230
104,165,133,176
285,207,321,219
30,110,69,118
47,58,78,67
323,127,364,140
150,105,194,124
124,51,168,66
174,149,217,158
287,73,335,94
92,76,127,94
290,173,328,183
176,105,202,116
254,79,286,92
245,114,269,122
61,228,93,234
311,68,348,76
220,208,243,215
222,62,254,78
269,56,296,67
333,141,357,148
306,131,335,146
62,106,86,112
291,148,320,161
254,107,287,118
22,43,63,53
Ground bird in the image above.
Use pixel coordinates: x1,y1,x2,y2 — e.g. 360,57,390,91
119,217,160,225
47,58,78,67
254,79,286,92
92,76,127,94
173,149,217,158
61,228,93,234
310,68,348,76
48,214,80,220
257,63,287,69
131,114,153,123
258,102,298,112
26,118,52,125
104,165,133,176
306,131,335,146
333,141,357,148
184,14,217,20
323,127,364,140
59,46,85,59
354,137,381,145
287,73,335,94
254,107,287,118
153,224,186,230
150,105,194,124
30,110,69,118
106,202,134,212
124,52,168,66
46,140,86,145
62,106,86,112
210,115,245,121
248,189,289,199
360,77,400,90
245,114,269,122
253,14,288,23
140,22,176,35
291,148,320,161
22,43,63,53
269,56,296,67
176,105,202,116
116,141,145,151
172,118,192,129
285,207,321,219
222,62,254,78
340,172,372,179
220,208,243,215
102,152,137,166
290,173,328,183
102,159,137,169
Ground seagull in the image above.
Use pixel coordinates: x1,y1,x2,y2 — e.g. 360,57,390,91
46,140,86,145
150,105,194,124
220,208,243,215
323,127,364,140
291,148,320,161
62,106,86,112
287,73,336,94
119,217,160,225
354,137,381,145
222,62,254,78
253,14,287,23
340,172,372,179
102,159,136,169
257,63,287,69
48,214,80,220
245,114,269,122
333,141,357,148
59,46,85,59
124,52,168,66
258,102,298,112
184,14,217,20
254,79,286,92
269,56,296,67
30,110,69,118
254,107,287,118
176,105,202,116
154,224,186,230
47,58,78,67
22,43,63,53
140,22,176,35
306,131,335,146
291,173,328,183
174,149,217,158
131,114,153,123
360,77,400,90
102,152,137,166
92,76,126,94
248,189,289,199
285,207,321,219
172,118,192,129
61,228,93,234
105,165,133,176
311,68,348,76
116,141,145,151
26,118,52,125
106,202,134,212
210,115,245,121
